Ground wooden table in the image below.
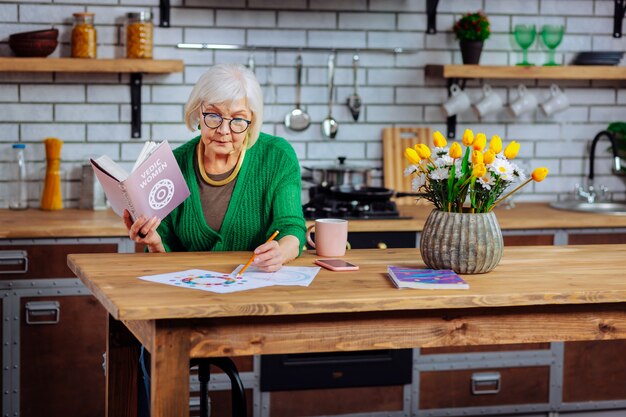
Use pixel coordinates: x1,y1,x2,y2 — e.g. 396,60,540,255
67,245,626,417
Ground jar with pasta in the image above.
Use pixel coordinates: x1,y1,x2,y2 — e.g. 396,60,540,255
126,12,153,59
71,12,97,58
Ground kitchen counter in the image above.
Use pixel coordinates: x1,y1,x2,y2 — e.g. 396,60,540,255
1,202,626,239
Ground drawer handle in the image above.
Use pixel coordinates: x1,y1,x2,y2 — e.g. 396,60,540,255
0,250,29,274
471,371,501,395
377,242,388,249
25,301,60,325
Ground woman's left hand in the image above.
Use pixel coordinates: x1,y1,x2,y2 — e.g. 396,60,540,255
252,235,301,272
251,240,284,272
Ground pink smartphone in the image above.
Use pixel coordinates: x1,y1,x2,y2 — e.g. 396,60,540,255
314,259,359,271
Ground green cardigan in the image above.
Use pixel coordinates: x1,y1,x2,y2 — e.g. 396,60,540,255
156,133,306,254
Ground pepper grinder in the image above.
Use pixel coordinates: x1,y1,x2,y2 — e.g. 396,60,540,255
40,137,64,210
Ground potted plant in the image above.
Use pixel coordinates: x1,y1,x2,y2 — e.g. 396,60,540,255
453,11,491,65
404,129,548,273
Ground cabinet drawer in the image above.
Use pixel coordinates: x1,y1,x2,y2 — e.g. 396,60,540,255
563,340,626,402
349,231,416,249
268,385,404,417
419,366,550,409
567,233,626,245
0,244,117,279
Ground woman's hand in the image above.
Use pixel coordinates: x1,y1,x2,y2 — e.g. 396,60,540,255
252,235,300,272
123,209,165,253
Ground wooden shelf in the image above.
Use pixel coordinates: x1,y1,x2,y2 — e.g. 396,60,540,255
425,64,626,80
0,58,183,73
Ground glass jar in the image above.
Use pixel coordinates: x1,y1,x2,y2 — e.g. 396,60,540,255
71,12,97,58
126,12,153,59
9,143,28,210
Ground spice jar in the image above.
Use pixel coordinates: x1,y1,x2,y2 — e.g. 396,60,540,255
71,12,97,58
126,12,153,59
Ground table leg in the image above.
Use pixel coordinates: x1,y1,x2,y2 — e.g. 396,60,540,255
107,314,140,417
150,323,190,417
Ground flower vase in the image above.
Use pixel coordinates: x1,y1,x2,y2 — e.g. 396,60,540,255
460,40,483,65
420,209,503,274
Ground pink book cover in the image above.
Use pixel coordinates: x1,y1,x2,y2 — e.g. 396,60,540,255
90,141,190,220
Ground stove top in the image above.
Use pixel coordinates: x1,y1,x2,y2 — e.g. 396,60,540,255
303,197,402,220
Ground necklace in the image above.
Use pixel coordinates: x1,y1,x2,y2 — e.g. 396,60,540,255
197,136,248,187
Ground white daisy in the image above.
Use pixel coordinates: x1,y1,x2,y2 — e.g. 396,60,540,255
412,173,426,191
454,159,464,178
489,158,514,181
434,155,453,167
430,167,449,180
477,172,495,190
434,146,449,156
404,165,418,177
510,162,527,182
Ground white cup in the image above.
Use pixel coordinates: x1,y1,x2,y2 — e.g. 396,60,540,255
441,84,471,117
472,84,503,119
508,84,538,117
540,84,569,116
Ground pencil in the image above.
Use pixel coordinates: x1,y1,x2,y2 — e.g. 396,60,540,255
237,230,280,277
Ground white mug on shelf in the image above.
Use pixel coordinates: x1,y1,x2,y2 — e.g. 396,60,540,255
441,83,471,117
472,84,503,119
540,84,569,116
508,84,538,117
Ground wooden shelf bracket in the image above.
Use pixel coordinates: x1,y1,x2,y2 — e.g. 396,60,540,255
615,0,626,38
426,0,439,34
130,73,142,139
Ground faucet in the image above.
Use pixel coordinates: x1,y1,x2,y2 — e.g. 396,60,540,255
576,130,622,203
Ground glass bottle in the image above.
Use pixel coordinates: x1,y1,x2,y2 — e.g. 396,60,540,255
126,12,153,59
71,12,97,59
9,143,28,210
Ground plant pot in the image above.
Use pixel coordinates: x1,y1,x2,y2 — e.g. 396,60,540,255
460,40,484,65
420,209,503,274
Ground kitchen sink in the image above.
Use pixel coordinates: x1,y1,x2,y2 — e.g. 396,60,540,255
550,201,626,216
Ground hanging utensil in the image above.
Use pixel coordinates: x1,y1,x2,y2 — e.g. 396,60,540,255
284,55,311,131
321,52,338,139
347,53,362,121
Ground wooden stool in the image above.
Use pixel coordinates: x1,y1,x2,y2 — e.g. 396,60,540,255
191,358,247,417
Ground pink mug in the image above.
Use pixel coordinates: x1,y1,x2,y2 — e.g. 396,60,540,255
306,218,348,257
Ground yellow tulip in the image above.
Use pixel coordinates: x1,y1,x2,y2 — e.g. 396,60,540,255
472,150,483,164
531,167,549,182
414,144,431,159
462,129,474,147
433,130,447,148
472,163,486,178
404,147,421,165
489,135,503,153
449,142,462,159
473,133,487,151
483,149,496,164
504,141,521,159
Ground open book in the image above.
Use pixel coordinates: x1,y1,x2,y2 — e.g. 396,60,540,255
387,266,469,290
90,141,190,220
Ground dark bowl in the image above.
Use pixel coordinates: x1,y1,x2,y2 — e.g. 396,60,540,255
9,38,59,57
9,28,59,41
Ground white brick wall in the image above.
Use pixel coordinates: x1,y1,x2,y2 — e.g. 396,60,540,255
1,0,625,208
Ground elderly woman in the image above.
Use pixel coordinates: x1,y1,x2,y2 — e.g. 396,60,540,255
123,64,306,271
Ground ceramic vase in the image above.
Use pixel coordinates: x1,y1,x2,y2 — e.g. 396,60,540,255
460,40,483,65
420,209,503,274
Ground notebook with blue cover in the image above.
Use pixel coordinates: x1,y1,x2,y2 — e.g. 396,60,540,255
387,266,469,290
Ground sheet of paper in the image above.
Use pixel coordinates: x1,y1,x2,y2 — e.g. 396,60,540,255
138,269,274,293
230,265,320,287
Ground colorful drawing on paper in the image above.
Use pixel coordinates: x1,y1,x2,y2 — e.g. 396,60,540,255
138,269,274,293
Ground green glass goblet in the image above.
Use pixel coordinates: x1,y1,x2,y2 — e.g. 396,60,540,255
541,24,565,66
513,24,537,66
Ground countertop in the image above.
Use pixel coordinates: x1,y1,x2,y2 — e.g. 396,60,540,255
2,203,626,239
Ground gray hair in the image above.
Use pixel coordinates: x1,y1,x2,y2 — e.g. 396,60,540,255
184,64,264,147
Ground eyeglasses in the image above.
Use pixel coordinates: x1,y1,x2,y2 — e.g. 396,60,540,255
202,112,251,134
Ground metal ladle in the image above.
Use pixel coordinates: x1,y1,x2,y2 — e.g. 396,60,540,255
284,55,311,131
321,52,338,139
346,53,362,121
